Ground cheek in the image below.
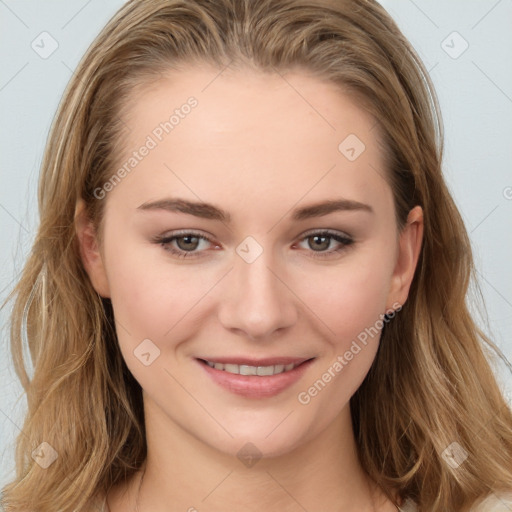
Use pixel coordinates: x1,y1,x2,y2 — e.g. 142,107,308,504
297,256,393,345
293,248,395,413
104,237,219,357
105,262,217,396
110,267,197,328
293,268,390,427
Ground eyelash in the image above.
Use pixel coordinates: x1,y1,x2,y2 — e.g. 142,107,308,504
152,229,354,260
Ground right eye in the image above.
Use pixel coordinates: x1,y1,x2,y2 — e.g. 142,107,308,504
152,230,218,259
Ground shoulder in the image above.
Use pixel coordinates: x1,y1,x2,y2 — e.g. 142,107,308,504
398,492,512,512
469,492,512,512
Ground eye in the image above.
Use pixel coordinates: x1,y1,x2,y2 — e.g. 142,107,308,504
152,230,217,259
295,229,354,259
152,229,354,260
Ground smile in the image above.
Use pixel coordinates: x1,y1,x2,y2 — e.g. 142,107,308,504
197,357,315,398
203,360,301,376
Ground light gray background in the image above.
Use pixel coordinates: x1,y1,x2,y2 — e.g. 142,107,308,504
1,0,511,491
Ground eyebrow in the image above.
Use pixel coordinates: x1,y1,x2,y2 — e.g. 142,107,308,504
136,197,374,222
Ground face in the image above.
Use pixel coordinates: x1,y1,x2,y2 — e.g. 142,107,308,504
77,66,422,459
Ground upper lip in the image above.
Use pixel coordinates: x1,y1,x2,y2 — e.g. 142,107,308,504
198,356,313,366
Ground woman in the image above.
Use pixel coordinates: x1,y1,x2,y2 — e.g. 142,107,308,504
1,1,511,511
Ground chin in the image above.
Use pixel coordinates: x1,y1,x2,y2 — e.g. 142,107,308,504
198,412,321,462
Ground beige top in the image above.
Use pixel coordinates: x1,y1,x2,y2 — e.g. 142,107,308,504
398,493,512,512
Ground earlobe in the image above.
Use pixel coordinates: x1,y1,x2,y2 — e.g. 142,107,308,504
386,205,424,309
74,198,111,298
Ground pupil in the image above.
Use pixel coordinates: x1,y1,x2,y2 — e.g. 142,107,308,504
178,236,198,250
311,235,329,251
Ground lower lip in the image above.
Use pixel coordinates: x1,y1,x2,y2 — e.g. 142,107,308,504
197,359,314,398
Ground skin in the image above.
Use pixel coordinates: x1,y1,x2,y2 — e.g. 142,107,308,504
76,65,423,512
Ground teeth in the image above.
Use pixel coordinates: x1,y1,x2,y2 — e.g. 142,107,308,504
224,363,238,373
239,365,257,376
204,360,301,376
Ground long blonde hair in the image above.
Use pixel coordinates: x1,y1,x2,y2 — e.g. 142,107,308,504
2,1,511,511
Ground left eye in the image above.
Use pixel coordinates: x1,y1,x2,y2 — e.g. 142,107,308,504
295,230,354,258
152,229,354,259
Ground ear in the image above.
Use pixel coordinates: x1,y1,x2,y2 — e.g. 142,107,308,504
386,205,423,310
74,198,111,298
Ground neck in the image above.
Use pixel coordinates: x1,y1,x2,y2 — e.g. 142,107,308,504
108,397,394,512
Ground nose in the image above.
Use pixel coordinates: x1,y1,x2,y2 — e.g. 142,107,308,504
217,242,298,341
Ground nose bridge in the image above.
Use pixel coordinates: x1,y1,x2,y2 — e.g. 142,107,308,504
239,245,280,304
218,235,297,339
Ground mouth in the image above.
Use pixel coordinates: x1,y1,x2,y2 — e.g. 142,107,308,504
196,357,315,398
198,358,309,376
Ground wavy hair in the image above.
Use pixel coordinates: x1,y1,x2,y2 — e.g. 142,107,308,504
2,1,511,511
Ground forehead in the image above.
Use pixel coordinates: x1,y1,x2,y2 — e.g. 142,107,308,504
108,65,391,219
121,65,380,150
